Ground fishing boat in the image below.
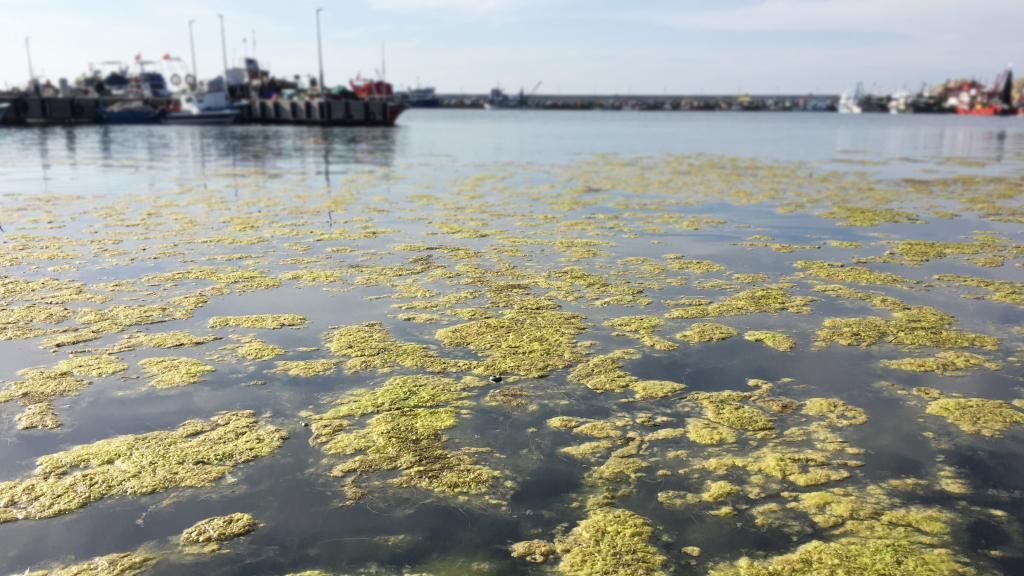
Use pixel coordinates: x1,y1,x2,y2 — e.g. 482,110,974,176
164,91,239,125
955,66,1017,116
406,86,440,108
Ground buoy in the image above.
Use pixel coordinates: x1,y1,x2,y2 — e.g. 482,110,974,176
489,375,503,383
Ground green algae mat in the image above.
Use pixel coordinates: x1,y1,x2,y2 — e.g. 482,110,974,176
1,124,1024,575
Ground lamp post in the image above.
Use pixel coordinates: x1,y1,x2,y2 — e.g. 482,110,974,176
188,20,198,88
218,13,229,95
316,8,325,92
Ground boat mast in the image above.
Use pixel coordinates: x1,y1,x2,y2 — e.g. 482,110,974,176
25,36,35,87
188,20,198,89
316,8,325,92
218,13,229,95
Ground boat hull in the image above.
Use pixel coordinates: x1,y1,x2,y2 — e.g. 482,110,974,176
164,111,239,125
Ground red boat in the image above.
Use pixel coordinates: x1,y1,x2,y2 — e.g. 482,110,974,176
954,66,1017,116
350,75,393,100
956,104,1014,116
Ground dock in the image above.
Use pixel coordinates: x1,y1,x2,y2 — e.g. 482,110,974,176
0,95,405,127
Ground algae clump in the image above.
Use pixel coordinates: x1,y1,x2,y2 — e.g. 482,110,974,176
208,314,308,329
139,357,215,388
180,512,262,550
271,359,338,377
0,411,286,522
603,316,677,351
568,350,684,400
816,306,998,350
744,330,796,352
881,351,1001,375
666,287,815,319
510,539,557,564
676,322,738,343
436,310,586,378
325,321,466,373
25,552,156,576
309,375,502,498
925,398,1024,437
556,507,669,576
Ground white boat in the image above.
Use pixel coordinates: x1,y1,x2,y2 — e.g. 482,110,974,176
888,89,912,114
164,91,239,125
838,85,863,114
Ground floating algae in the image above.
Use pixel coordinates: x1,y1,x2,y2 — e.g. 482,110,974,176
665,287,815,319
934,274,1024,308
802,398,869,427
676,322,738,343
554,507,669,576
208,314,308,329
308,375,502,499
744,330,796,352
568,350,685,400
708,536,976,576
225,336,287,362
819,205,920,227
689,390,776,432
816,306,998,350
435,310,587,378
0,355,127,429
603,316,677,351
794,260,913,287
271,359,338,377
0,411,285,522
325,321,466,373
180,512,262,551
138,357,215,388
22,552,156,576
509,539,557,564
881,351,1002,375
811,284,909,311
925,398,1024,437
113,331,220,351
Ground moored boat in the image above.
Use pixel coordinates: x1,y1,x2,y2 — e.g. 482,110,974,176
164,92,239,125
99,101,166,124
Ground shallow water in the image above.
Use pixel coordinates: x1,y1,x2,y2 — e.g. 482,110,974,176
1,110,1023,575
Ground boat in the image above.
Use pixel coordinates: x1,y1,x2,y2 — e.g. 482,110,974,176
888,89,912,114
99,101,165,124
837,85,863,114
406,86,440,108
0,102,9,121
955,66,1017,116
164,91,239,125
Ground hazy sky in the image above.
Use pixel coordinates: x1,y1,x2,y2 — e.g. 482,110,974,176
1,0,1020,94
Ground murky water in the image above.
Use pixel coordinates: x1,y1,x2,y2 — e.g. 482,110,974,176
1,111,1023,576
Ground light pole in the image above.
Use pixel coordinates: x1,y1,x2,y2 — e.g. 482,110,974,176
316,8,325,92
218,13,229,95
188,20,198,88
25,37,35,86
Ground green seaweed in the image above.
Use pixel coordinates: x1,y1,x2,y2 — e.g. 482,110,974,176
180,512,261,551
555,507,669,576
925,398,1024,436
881,351,1001,375
138,357,215,388
744,330,796,352
0,411,286,522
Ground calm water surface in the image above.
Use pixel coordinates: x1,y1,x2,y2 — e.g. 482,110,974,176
1,111,1023,575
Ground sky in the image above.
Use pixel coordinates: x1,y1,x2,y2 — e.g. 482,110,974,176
1,0,1021,94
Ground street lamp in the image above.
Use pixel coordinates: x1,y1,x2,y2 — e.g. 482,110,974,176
218,13,229,95
316,8,325,92
188,20,198,88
